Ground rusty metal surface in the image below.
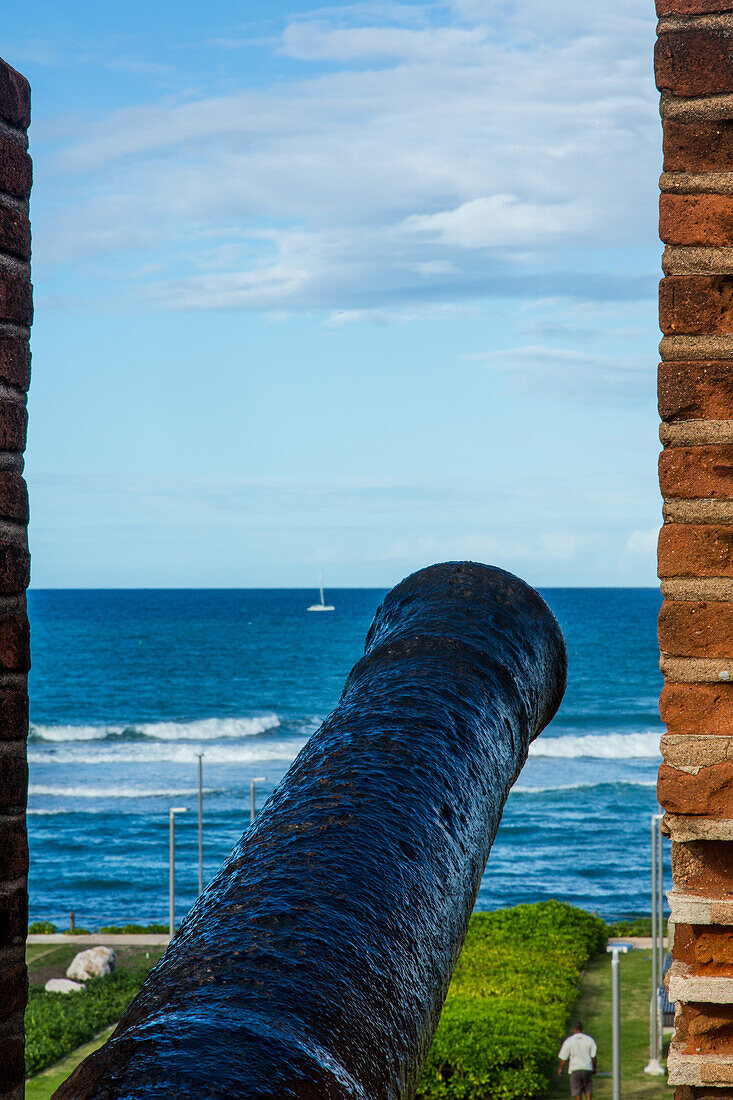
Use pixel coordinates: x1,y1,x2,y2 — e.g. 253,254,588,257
54,562,566,1100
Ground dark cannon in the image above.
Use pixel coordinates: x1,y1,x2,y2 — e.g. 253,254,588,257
54,561,566,1100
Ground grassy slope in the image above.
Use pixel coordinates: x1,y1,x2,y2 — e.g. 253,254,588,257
545,950,673,1100
26,944,163,985
25,1029,114,1100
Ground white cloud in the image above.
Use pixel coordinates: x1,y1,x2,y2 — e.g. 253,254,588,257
33,0,660,316
403,195,589,249
540,531,582,559
280,23,488,62
627,527,658,554
467,343,656,402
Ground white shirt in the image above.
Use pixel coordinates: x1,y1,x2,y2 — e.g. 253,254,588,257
559,1033,596,1073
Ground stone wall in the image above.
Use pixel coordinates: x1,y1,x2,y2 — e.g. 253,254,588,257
0,56,31,1100
656,0,733,1093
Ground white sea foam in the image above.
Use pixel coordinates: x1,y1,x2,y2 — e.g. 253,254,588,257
511,779,658,794
29,785,216,798
529,732,660,760
28,739,306,767
30,715,281,744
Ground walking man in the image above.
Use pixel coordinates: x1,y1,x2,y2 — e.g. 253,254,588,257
558,1021,597,1099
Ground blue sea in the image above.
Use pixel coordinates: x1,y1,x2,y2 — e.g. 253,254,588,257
26,587,667,928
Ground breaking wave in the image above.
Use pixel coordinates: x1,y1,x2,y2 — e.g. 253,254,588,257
28,739,307,767
511,779,658,794
529,732,660,760
30,715,281,744
29,785,215,799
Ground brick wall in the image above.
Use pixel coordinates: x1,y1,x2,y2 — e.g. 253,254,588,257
0,56,31,1100
656,0,733,1093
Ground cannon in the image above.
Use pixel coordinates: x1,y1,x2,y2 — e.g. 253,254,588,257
54,561,566,1099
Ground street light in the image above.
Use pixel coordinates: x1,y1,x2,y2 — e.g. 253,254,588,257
196,754,204,894
250,778,266,823
169,806,188,938
607,941,633,1100
645,812,666,1076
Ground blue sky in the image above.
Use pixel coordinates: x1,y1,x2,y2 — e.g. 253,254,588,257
4,0,662,587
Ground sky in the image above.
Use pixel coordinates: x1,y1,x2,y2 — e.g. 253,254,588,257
3,0,663,588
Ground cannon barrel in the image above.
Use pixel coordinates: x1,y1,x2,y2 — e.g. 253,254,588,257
55,562,567,1100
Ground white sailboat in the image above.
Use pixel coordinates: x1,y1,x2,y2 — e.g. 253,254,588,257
307,574,334,612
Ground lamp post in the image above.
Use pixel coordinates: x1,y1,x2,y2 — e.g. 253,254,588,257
607,942,633,1100
645,812,666,1075
169,806,188,938
196,754,204,894
250,777,266,824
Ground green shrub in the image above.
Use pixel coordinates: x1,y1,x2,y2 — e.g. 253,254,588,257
417,901,607,1100
98,922,168,934
25,967,148,1077
28,921,57,935
606,917,652,937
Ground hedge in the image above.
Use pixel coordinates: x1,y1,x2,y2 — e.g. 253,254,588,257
417,900,607,1100
98,923,169,934
26,901,604,1088
25,967,147,1077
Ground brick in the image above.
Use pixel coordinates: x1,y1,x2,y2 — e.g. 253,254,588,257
660,276,733,336
0,207,29,264
0,750,27,812
659,524,733,576
0,963,26,1023
0,819,26,885
0,402,28,452
661,446,733,499
673,838,733,894
656,29,733,98
675,1002,733,1055
664,120,733,172
658,0,733,11
675,1089,733,1099
0,884,26,948
0,137,31,202
0,475,28,526
0,59,30,131
661,683,733,735
660,601,733,656
0,546,31,596
659,759,733,814
0,689,29,742
0,613,30,672
661,195,733,248
675,923,733,970
0,272,31,328
660,362,733,421
0,1035,23,1092
0,336,30,392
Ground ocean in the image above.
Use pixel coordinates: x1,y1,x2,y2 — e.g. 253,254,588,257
27,587,666,928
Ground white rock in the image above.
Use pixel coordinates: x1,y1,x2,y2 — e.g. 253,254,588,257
45,978,85,994
66,946,116,982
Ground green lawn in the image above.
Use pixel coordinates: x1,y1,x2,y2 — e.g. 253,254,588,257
545,950,674,1100
26,943,163,986
25,1029,113,1100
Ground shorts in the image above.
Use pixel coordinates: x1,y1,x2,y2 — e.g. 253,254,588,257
569,1069,593,1096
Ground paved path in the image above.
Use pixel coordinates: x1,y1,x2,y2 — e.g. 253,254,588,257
27,933,170,946
29,934,663,949
607,936,668,950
